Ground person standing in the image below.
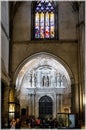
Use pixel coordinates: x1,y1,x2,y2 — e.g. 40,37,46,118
15,118,21,129
10,118,16,129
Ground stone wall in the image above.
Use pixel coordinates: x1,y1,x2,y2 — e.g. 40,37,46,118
77,2,85,122
1,1,10,128
13,1,77,41
12,42,78,83
12,1,78,81
1,1,9,74
58,2,77,40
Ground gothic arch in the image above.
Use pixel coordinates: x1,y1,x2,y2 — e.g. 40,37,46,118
13,52,74,88
13,52,75,118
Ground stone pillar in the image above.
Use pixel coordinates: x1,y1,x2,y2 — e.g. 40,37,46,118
32,94,34,115
56,94,59,114
53,94,56,118
37,71,40,87
58,94,62,113
32,72,34,87
28,94,33,116
35,94,39,118
33,94,35,116
28,94,31,115
30,94,33,116
61,94,63,112
32,94,35,116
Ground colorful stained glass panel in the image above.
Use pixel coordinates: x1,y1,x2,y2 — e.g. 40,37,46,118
40,12,44,38
50,12,54,38
45,12,49,38
35,0,55,39
35,12,40,38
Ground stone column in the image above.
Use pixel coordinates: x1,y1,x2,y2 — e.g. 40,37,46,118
32,72,34,87
52,93,56,118
35,94,39,118
33,94,36,116
58,94,62,113
53,94,56,118
56,94,59,114
61,94,63,112
37,71,40,87
32,93,36,116
32,94,34,115
28,94,31,115
30,94,32,116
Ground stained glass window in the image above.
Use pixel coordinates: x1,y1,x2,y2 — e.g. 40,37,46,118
35,0,55,39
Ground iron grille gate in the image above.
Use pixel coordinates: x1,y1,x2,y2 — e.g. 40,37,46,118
39,95,52,118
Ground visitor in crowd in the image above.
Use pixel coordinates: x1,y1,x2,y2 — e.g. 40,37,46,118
35,117,41,128
15,118,21,129
10,118,16,129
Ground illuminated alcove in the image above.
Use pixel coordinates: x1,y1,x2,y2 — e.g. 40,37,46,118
14,52,73,116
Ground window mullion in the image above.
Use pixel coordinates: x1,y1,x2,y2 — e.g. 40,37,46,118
49,12,50,38
44,12,45,39
39,12,41,38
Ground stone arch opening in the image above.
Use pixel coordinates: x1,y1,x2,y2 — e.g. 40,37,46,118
14,52,74,118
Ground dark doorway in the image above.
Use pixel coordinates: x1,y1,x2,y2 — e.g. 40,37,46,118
21,108,26,116
21,108,26,121
39,95,52,118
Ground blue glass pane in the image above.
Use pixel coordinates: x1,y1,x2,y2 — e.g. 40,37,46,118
36,6,40,12
38,3,41,7
48,2,52,7
41,6,44,11
45,6,49,11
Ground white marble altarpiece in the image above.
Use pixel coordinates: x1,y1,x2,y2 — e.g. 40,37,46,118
16,54,71,118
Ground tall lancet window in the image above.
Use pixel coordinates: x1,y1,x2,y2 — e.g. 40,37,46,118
35,0,55,39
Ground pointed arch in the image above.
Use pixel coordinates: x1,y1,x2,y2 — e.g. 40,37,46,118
13,52,74,91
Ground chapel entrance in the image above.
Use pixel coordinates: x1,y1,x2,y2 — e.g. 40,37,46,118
15,52,72,118
39,95,52,119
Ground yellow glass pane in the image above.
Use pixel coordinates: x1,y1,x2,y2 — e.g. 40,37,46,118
40,12,44,38
50,12,54,38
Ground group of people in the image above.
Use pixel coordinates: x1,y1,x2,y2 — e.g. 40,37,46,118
25,116,58,128
10,118,21,129
10,116,64,129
